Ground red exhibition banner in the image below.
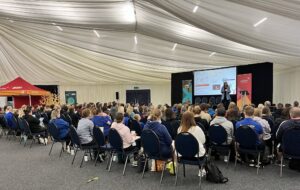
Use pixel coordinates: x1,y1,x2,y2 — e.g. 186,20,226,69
237,74,252,111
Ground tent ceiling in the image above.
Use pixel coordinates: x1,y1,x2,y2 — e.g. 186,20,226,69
0,0,299,85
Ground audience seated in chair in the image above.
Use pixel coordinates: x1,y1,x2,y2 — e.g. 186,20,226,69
162,108,180,140
4,106,16,129
177,111,206,157
199,103,211,123
236,106,264,150
92,107,112,138
210,107,234,145
276,107,300,169
111,112,135,152
23,106,48,144
77,109,96,146
50,108,71,151
143,108,173,158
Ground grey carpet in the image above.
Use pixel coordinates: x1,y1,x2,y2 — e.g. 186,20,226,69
0,137,300,190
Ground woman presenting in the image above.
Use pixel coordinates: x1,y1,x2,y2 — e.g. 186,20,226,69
221,82,231,109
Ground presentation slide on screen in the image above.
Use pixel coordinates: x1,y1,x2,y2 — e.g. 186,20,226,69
194,67,236,96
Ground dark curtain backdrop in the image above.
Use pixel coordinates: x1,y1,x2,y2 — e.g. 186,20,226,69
171,62,273,106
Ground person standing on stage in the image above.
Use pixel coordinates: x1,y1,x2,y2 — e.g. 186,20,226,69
221,81,231,109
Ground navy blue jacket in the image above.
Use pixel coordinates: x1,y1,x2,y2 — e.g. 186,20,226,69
143,121,172,158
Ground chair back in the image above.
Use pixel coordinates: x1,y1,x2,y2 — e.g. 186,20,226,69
108,128,123,150
282,127,300,157
196,122,206,134
141,129,160,158
69,126,81,147
175,132,199,158
48,122,61,140
130,120,142,136
93,127,106,147
235,125,258,148
12,116,18,129
22,119,32,135
209,125,227,145
17,118,25,130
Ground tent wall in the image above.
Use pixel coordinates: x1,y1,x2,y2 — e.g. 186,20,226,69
59,83,171,106
14,96,41,108
273,68,300,104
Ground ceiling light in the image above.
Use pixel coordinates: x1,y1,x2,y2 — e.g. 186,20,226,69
122,2,136,23
93,30,100,38
134,35,138,44
52,23,56,25
9,20,14,23
56,26,63,31
209,52,216,57
253,17,268,27
193,6,199,13
172,43,177,51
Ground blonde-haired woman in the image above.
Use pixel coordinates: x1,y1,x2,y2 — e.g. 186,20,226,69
143,108,173,158
177,111,206,157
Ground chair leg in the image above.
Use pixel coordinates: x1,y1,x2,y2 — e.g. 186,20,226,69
172,157,176,175
256,152,261,175
20,134,23,144
183,164,186,177
24,138,27,147
30,138,35,148
94,150,100,166
160,161,166,184
199,165,204,188
49,141,55,156
122,155,129,176
59,143,64,157
80,150,86,168
227,150,231,168
234,152,238,170
142,157,148,178
108,152,114,172
174,161,179,186
106,152,112,170
280,155,283,177
71,148,78,165
89,149,93,160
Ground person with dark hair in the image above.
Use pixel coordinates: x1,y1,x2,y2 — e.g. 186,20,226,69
210,107,234,144
293,101,299,108
68,106,79,127
199,103,211,123
262,106,275,137
60,105,72,125
276,107,300,169
24,106,48,144
162,108,180,140
92,108,112,138
273,103,284,119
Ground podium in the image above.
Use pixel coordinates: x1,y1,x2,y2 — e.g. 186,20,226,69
239,90,249,108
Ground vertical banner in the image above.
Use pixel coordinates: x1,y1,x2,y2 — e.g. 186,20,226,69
237,74,252,110
65,91,77,105
182,80,192,104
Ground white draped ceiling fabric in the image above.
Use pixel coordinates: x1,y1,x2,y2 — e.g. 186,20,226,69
0,0,300,87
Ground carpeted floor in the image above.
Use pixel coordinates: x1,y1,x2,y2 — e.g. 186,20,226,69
0,137,300,190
